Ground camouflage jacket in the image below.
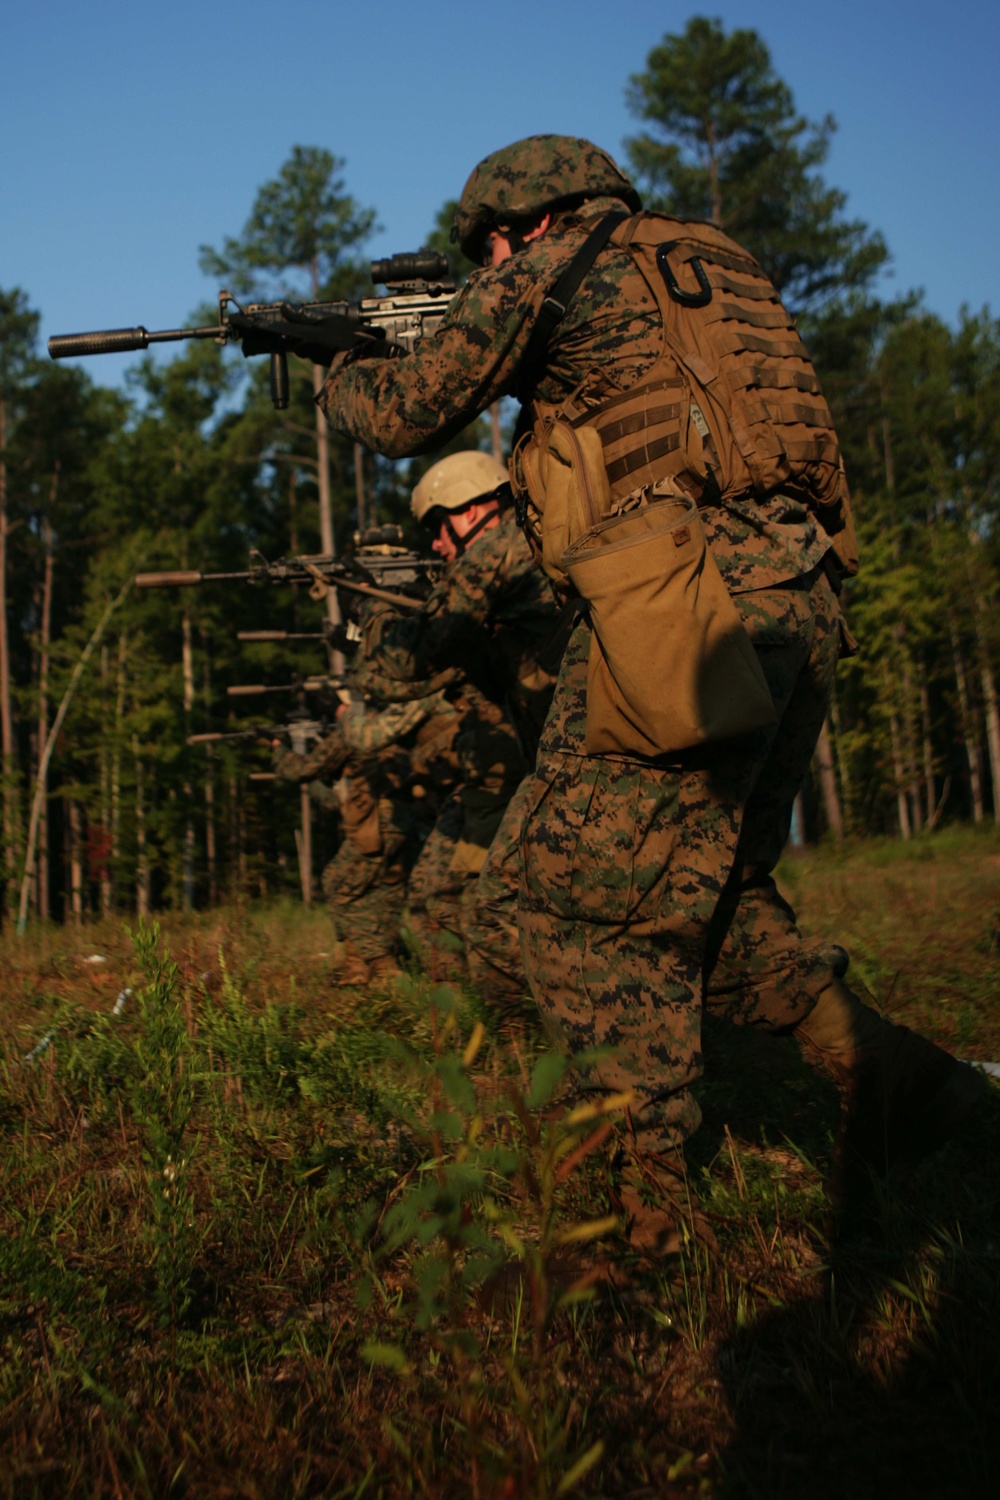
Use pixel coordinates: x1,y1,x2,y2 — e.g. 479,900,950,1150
351,512,561,763
319,199,831,592
273,694,459,797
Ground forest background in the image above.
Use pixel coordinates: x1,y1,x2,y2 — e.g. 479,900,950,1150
2,7,999,926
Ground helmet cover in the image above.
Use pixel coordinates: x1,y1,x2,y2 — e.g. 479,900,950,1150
453,134,641,261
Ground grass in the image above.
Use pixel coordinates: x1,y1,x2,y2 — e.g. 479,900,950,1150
0,826,998,1498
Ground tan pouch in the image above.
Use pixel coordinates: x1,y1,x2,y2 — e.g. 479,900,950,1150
512,416,611,589
448,838,489,877
561,490,777,756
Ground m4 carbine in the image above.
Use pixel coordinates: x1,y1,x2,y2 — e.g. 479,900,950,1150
188,714,329,752
47,252,455,409
136,528,441,612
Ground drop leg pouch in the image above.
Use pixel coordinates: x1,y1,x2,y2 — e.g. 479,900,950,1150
560,493,777,756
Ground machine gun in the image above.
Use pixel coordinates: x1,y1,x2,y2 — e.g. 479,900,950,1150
47,252,455,409
135,526,440,613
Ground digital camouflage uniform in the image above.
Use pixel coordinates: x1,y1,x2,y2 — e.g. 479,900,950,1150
352,512,559,1006
318,141,980,1168
274,695,458,972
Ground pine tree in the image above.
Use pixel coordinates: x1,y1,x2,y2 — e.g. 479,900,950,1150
624,17,888,314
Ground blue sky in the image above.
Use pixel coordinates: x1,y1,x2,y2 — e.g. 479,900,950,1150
3,0,997,390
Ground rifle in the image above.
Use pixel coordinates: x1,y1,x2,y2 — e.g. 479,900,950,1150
136,527,440,612
188,714,329,752
47,251,455,409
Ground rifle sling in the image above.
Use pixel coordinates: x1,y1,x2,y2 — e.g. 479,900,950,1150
515,213,630,400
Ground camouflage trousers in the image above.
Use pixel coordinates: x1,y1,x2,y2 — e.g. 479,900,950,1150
321,795,413,963
518,570,845,1155
407,785,531,1011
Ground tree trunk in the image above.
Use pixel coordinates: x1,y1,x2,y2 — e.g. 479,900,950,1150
919,672,935,828
311,366,345,674
297,783,312,906
828,689,855,832
111,632,127,909
815,718,844,842
37,511,54,920
0,396,15,919
99,644,112,916
17,578,134,934
205,754,217,907
967,557,999,822
884,664,911,839
68,799,84,922
228,775,239,901
134,738,150,916
950,623,984,823
982,661,1000,824
490,402,503,464
901,656,923,833
201,650,217,906
181,612,196,912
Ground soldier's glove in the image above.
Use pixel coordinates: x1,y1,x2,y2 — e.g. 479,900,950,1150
228,307,403,366
324,621,360,656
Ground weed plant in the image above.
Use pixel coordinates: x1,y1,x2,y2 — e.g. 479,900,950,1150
0,829,998,1496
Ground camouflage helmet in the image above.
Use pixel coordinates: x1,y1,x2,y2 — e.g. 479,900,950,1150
453,134,641,262
411,451,509,524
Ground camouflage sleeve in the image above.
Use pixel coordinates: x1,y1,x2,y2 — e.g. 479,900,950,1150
339,693,451,753
353,533,510,691
348,600,464,703
317,240,574,458
272,727,349,783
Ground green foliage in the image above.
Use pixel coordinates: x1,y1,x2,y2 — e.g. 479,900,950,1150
198,144,376,303
0,879,998,1495
625,17,888,312
362,991,621,1495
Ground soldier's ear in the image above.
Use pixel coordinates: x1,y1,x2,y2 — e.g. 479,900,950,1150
525,212,552,242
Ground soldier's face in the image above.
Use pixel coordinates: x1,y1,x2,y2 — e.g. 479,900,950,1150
483,212,552,267
432,503,500,562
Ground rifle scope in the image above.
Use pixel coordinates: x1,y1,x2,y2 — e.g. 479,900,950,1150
370,251,450,286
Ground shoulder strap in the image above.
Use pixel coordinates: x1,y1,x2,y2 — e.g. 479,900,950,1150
515,212,631,401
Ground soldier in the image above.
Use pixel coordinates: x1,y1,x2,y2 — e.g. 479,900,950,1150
273,694,459,985
353,450,562,1013
316,135,985,1255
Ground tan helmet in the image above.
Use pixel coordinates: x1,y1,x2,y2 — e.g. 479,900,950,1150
411,450,509,525
453,134,641,263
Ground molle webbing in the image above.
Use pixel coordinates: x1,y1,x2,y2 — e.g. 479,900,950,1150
560,215,848,530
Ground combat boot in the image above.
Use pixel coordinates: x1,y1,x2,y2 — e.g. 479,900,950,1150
611,1148,718,1260
368,954,403,984
794,978,987,1178
330,941,371,989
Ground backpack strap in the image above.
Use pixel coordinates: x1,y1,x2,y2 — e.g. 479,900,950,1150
515,212,631,401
